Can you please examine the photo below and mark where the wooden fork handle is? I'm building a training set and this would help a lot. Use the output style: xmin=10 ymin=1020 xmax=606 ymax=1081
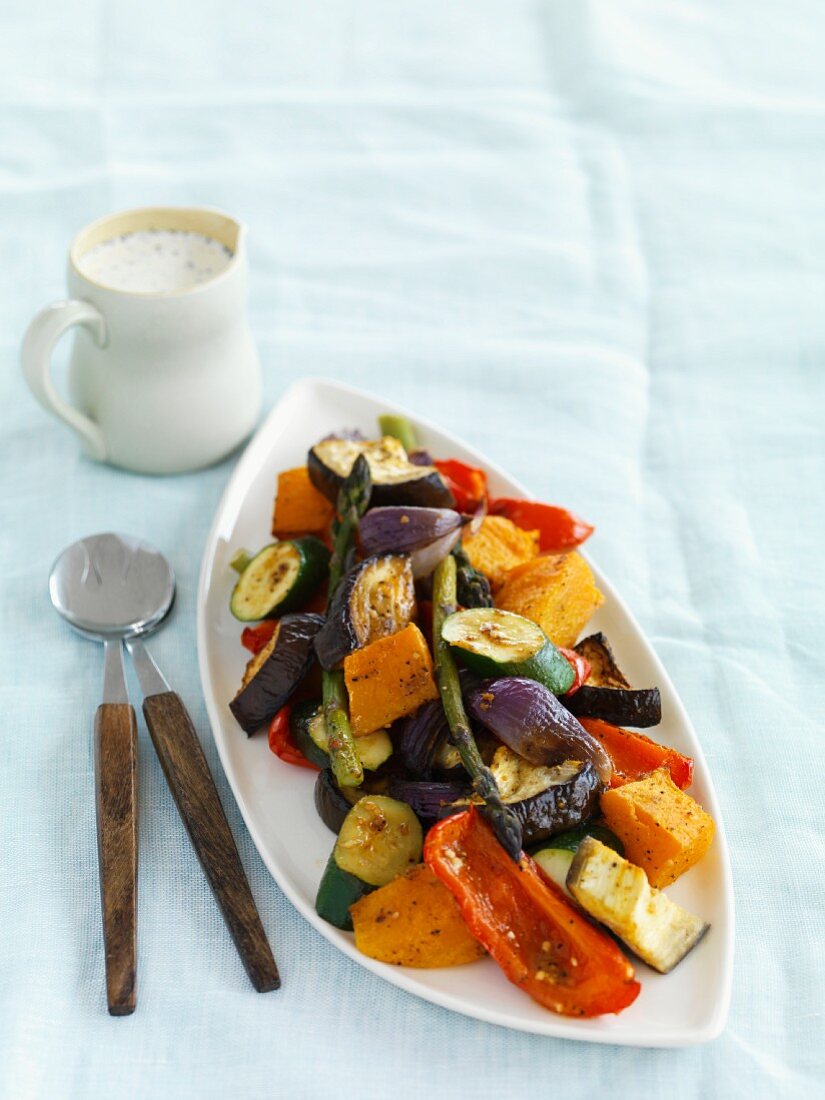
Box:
xmin=142 ymin=691 xmax=279 ymax=993
xmin=94 ymin=703 xmax=138 ymax=1016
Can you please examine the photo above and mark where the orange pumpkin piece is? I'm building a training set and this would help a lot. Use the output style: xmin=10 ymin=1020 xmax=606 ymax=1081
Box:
xmin=344 ymin=623 xmax=439 ymax=735
xmin=272 ymin=466 xmax=335 ymax=538
xmin=350 ymin=864 xmax=486 ymax=968
xmin=462 ymin=516 xmax=540 ymax=590
xmin=600 ymin=768 xmax=715 ymax=888
xmin=495 ymin=551 xmax=603 ymax=648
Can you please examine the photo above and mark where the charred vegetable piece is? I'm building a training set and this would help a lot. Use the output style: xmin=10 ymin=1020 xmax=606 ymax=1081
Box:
xmin=351 ymin=863 xmax=486 ymax=968
xmin=358 ymin=507 xmax=465 ymax=557
xmin=314 ymin=768 xmax=363 ymax=833
xmin=229 ymin=613 xmax=324 ymax=735
xmin=451 ymin=542 xmax=493 ymax=609
xmin=465 ymin=677 xmax=612 ymax=786
xmin=580 ymin=718 xmax=694 ymax=790
xmin=268 ymin=704 xmax=319 ymax=770
xmin=271 ymin=466 xmax=335 ymax=539
xmin=291 ymin=701 xmax=393 ymax=772
xmin=443 ymin=607 xmax=575 ymax=694
xmin=322 ymin=454 xmax=372 ymax=788
xmin=344 ymin=623 xmax=439 ymax=735
xmin=395 ymin=696 xmax=449 ymax=776
xmin=308 ymin=436 xmax=454 ymax=508
xmin=461 ymin=516 xmax=540 ymax=590
xmin=530 ymin=824 xmax=624 ymax=895
xmin=433 ymin=555 xmax=522 ymax=859
xmin=387 ymin=779 xmax=469 ymax=825
xmin=289 ymin=700 xmax=331 ymax=768
xmin=496 ymin=552 xmax=604 ymax=649
xmin=573 ymin=633 xmax=631 ymax=689
xmin=564 ymin=685 xmax=662 ymax=728
xmin=314 ymin=554 xmax=415 ymax=671
xmin=425 ymin=809 xmax=641 ymax=1018
xmin=488 ymin=746 xmax=603 ymax=846
xmin=230 ymin=537 xmax=329 ymax=622
xmin=315 ymin=796 xmax=423 ymax=929
xmin=432 ymin=459 xmax=488 ymax=513
xmin=567 ymin=837 xmax=710 ymax=973
xmin=600 ymin=769 xmax=715 ymax=888
xmin=489 ymin=499 xmax=594 ymax=554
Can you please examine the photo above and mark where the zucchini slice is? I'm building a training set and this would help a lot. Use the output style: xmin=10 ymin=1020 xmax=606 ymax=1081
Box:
xmin=308 ymin=436 xmax=454 ymax=508
xmin=230 ymin=537 xmax=329 ymax=622
xmin=229 ymin=613 xmax=323 ymax=734
xmin=314 ymin=554 xmax=415 ymax=670
xmin=566 ymin=836 xmax=710 ymax=973
xmin=443 ymin=607 xmax=575 ymax=694
xmin=291 ymin=702 xmax=393 ymax=772
xmin=315 ymin=796 xmax=423 ymax=929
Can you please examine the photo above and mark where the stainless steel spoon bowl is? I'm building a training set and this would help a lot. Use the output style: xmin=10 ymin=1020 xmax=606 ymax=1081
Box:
xmin=50 ymin=533 xmax=279 ymax=1015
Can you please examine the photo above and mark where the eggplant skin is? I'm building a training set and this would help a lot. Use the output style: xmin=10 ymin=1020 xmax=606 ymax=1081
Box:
xmin=230 ymin=613 xmax=323 ymax=734
xmin=489 ymin=747 xmax=603 ymax=846
xmin=564 ymin=686 xmax=662 ymax=728
xmin=315 ymin=768 xmax=359 ymax=833
xmin=314 ymin=554 xmax=414 ymax=670
xmin=308 ymin=437 xmax=454 ymax=508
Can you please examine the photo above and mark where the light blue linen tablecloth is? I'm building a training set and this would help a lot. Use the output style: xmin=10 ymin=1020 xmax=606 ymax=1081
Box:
xmin=1 ymin=2 xmax=823 ymax=1097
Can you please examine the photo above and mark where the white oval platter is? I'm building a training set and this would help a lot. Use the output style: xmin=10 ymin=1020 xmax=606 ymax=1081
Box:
xmin=197 ymin=377 xmax=734 ymax=1046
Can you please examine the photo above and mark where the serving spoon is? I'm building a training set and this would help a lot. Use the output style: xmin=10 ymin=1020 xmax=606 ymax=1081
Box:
xmin=50 ymin=533 xmax=279 ymax=1014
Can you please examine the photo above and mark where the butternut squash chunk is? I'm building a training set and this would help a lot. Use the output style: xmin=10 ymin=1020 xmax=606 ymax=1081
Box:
xmin=350 ymin=864 xmax=485 ymax=967
xmin=272 ymin=466 xmax=335 ymax=538
xmin=600 ymin=768 xmax=714 ymax=888
xmin=462 ymin=516 xmax=539 ymax=590
xmin=344 ymin=623 xmax=439 ymax=735
xmin=495 ymin=552 xmax=603 ymax=648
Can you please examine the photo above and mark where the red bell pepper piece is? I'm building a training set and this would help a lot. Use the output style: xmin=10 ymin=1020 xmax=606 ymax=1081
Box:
xmin=240 ymin=620 xmax=277 ymax=655
xmin=580 ymin=718 xmax=694 ymax=790
xmin=267 ymin=705 xmax=319 ymax=771
xmin=433 ymin=459 xmax=488 ymax=513
xmin=489 ymin=498 xmax=594 ymax=553
xmin=425 ymin=809 xmax=640 ymax=1018
xmin=559 ymin=647 xmax=591 ymax=695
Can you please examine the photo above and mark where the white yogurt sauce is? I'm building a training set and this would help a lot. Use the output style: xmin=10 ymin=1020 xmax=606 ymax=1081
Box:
xmin=77 ymin=229 xmax=233 ymax=293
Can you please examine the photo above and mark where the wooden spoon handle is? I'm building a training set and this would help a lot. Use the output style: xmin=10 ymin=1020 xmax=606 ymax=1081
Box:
xmin=142 ymin=691 xmax=279 ymax=992
xmin=94 ymin=702 xmax=138 ymax=1016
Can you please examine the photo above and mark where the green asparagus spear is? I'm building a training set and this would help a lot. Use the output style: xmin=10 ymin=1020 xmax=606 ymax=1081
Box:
xmin=433 ymin=554 xmax=522 ymax=860
xmin=377 ymin=413 xmax=418 ymax=454
xmin=452 ymin=542 xmax=493 ymax=608
xmin=323 ymin=453 xmax=372 ymax=787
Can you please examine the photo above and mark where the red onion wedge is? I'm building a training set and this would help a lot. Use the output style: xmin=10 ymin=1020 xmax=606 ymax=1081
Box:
xmin=465 ymin=677 xmax=612 ymax=785
xmin=358 ymin=506 xmax=465 ymax=556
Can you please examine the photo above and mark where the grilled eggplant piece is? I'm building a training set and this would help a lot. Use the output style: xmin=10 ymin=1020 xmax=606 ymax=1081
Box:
xmin=564 ymin=686 xmax=662 ymax=728
xmin=229 ymin=612 xmax=323 ymax=734
xmin=574 ymin=633 xmax=631 ymax=689
xmin=567 ymin=836 xmax=710 ymax=973
xmin=488 ymin=745 xmax=603 ymax=845
xmin=314 ymin=768 xmax=364 ymax=833
xmin=308 ymin=436 xmax=455 ymax=508
xmin=571 ymin=633 xmax=661 ymax=726
xmin=314 ymin=554 xmax=415 ymax=670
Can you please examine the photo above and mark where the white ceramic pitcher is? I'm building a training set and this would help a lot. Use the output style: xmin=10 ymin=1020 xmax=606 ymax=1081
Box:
xmin=21 ymin=206 xmax=262 ymax=475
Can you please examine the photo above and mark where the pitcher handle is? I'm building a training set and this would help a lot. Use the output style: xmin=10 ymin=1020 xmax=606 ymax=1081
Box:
xmin=21 ymin=299 xmax=108 ymax=460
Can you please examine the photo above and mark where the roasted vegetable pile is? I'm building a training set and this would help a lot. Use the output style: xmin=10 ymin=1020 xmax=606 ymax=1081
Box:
xmin=226 ymin=415 xmax=715 ymax=1017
